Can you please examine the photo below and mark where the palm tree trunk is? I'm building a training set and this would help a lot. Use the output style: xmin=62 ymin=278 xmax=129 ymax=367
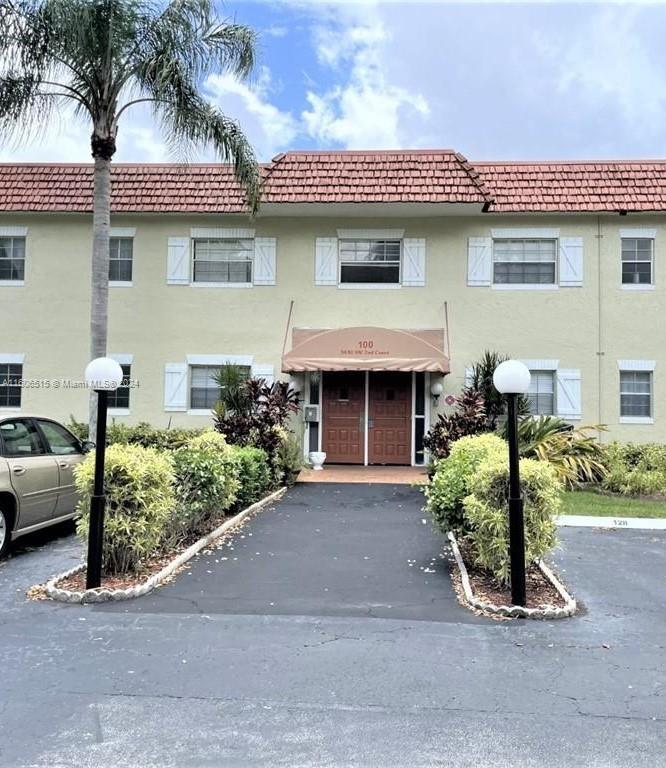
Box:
xmin=88 ymin=154 xmax=111 ymax=442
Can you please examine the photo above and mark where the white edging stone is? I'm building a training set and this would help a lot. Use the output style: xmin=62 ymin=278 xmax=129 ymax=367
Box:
xmin=556 ymin=514 xmax=666 ymax=531
xmin=43 ymin=488 xmax=286 ymax=605
xmin=447 ymin=531 xmax=577 ymax=620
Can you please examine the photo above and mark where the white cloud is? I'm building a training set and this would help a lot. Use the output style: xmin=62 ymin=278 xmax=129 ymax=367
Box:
xmin=552 ymin=8 xmax=666 ymax=136
xmin=301 ymin=12 xmax=429 ymax=148
xmin=205 ymin=66 xmax=298 ymax=159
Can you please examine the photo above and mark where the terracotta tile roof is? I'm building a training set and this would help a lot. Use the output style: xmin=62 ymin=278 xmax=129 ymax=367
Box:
xmin=475 ymin=160 xmax=666 ymax=212
xmin=0 ymin=163 xmax=257 ymax=213
xmin=262 ymin=150 xmax=492 ymax=204
xmin=1 ymin=153 xmax=666 ymax=213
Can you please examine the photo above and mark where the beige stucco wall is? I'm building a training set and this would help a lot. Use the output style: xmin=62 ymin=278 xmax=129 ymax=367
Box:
xmin=0 ymin=210 xmax=663 ymax=443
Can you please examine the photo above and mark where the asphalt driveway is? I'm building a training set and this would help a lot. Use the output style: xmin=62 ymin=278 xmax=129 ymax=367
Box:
xmin=99 ymin=482 xmax=481 ymax=623
xmin=2 ymin=484 xmax=666 ymax=767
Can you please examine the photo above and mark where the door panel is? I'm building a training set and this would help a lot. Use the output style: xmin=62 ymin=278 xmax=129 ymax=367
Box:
xmin=322 ymin=372 xmax=365 ymax=464
xmin=36 ymin=419 xmax=85 ymax=516
xmin=0 ymin=419 xmax=59 ymax=530
xmin=368 ymin=373 xmax=412 ymax=466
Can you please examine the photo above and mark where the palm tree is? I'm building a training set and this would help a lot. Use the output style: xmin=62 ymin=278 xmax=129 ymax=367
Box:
xmin=0 ymin=0 xmax=261 ymax=437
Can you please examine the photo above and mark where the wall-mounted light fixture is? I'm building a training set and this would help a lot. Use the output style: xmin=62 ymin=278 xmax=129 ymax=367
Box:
xmin=430 ymin=380 xmax=444 ymax=404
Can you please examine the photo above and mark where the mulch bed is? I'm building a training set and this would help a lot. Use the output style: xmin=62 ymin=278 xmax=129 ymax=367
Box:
xmin=32 ymin=503 xmax=261 ymax=599
xmin=455 ymin=539 xmax=567 ymax=612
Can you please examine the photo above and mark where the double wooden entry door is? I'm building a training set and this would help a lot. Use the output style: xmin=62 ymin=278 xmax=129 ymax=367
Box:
xmin=322 ymin=372 xmax=412 ymax=465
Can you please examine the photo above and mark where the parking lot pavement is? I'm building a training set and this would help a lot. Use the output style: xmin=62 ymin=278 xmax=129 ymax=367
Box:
xmin=1 ymin=487 xmax=665 ymax=767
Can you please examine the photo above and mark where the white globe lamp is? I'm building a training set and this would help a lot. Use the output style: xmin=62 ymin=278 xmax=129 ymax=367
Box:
xmin=83 ymin=356 xmax=124 ymax=592
xmin=492 ymin=359 xmax=531 ymax=395
xmin=493 ymin=358 xmax=531 ymax=608
xmin=84 ymin=357 xmax=124 ymax=391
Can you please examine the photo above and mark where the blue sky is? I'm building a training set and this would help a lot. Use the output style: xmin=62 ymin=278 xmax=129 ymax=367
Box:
xmin=3 ymin=1 xmax=666 ymax=163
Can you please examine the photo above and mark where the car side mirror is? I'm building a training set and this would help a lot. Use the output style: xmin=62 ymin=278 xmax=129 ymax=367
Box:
xmin=80 ymin=440 xmax=96 ymax=454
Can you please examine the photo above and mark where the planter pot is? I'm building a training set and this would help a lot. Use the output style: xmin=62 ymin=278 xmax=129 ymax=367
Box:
xmin=309 ymin=451 xmax=327 ymax=470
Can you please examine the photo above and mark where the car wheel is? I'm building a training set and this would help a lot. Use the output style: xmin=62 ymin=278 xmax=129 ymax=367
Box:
xmin=0 ymin=506 xmax=11 ymax=559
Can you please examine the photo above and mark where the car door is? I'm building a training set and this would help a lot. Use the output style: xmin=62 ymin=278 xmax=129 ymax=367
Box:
xmin=35 ymin=419 xmax=85 ymax=517
xmin=0 ymin=419 xmax=59 ymax=531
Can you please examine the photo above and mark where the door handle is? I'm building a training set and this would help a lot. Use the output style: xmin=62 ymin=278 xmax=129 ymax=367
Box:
xmin=12 ymin=465 xmax=26 ymax=475
xmin=58 ymin=461 xmax=70 ymax=469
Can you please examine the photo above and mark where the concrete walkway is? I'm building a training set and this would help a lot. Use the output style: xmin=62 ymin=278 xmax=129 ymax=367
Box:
xmin=297 ymin=464 xmax=428 ymax=484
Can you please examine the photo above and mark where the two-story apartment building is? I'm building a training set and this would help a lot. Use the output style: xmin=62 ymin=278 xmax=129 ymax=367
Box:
xmin=1 ymin=149 xmax=665 ymax=465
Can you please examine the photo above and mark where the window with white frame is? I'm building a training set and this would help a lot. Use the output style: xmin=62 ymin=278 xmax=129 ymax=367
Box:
xmin=0 ymin=236 xmax=25 ymax=282
xmin=493 ymin=239 xmax=557 ymax=285
xmin=620 ymin=371 xmax=652 ymax=418
xmin=527 ymin=370 xmax=555 ymax=415
xmin=0 ymin=363 xmax=22 ymax=407
xmin=189 ymin=364 xmax=251 ymax=409
xmin=621 ymin=237 xmax=653 ymax=285
xmin=339 ymin=239 xmax=401 ymax=284
xmin=107 ymin=364 xmax=131 ymax=409
xmin=192 ymin=238 xmax=253 ymax=284
xmin=109 ymin=238 xmax=133 ymax=282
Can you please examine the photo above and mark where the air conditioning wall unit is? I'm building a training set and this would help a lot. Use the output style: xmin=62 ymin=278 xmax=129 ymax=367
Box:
xmin=304 ymin=404 xmax=320 ymax=423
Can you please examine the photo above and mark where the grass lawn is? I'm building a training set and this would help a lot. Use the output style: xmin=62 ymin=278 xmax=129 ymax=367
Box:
xmin=561 ymin=490 xmax=666 ymax=519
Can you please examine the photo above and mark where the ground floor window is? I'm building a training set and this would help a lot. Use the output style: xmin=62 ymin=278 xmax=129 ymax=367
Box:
xmin=620 ymin=371 xmax=652 ymax=418
xmin=190 ymin=364 xmax=251 ymax=410
xmin=527 ymin=370 xmax=555 ymax=415
xmin=0 ymin=363 xmax=22 ymax=408
xmin=107 ymin=364 xmax=131 ymax=409
xmin=413 ymin=372 xmax=426 ymax=465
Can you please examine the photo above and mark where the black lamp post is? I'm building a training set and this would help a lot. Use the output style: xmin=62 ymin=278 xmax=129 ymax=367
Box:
xmin=493 ymin=360 xmax=531 ymax=607
xmin=84 ymin=357 xmax=123 ymax=590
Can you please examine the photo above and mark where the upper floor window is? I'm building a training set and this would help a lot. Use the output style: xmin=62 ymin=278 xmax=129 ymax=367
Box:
xmin=109 ymin=237 xmax=133 ymax=283
xmin=493 ymin=239 xmax=557 ymax=285
xmin=339 ymin=239 xmax=401 ymax=284
xmin=193 ymin=238 xmax=253 ymax=284
xmin=107 ymin=364 xmax=131 ymax=410
xmin=0 ymin=237 xmax=25 ymax=282
xmin=620 ymin=371 xmax=652 ymax=418
xmin=527 ymin=370 xmax=555 ymax=415
xmin=0 ymin=363 xmax=21 ymax=408
xmin=621 ymin=237 xmax=653 ymax=285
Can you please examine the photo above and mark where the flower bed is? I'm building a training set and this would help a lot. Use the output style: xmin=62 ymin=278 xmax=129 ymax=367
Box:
xmin=38 ymin=488 xmax=285 ymax=604
xmin=448 ymin=532 xmax=576 ymax=620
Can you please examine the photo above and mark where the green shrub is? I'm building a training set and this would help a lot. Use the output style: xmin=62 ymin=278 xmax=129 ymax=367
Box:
xmin=516 ymin=416 xmax=608 ymax=488
xmin=67 ymin=418 xmax=202 ymax=451
xmin=424 ymin=433 xmax=507 ymax=534
xmin=74 ymin=444 xmax=175 ymax=575
xmin=602 ymin=442 xmax=666 ymax=495
xmin=168 ymin=446 xmax=240 ymax=545
xmin=275 ymin=430 xmax=303 ymax=486
xmin=186 ymin=429 xmax=230 ymax=454
xmin=463 ymin=457 xmax=561 ymax=586
xmin=229 ymin=445 xmax=272 ymax=510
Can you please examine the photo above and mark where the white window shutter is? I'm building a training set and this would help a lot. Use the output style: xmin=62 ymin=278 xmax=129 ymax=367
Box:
xmin=167 ymin=237 xmax=190 ymax=284
xmin=252 ymin=364 xmax=275 ymax=385
xmin=253 ymin=237 xmax=277 ymax=285
xmin=164 ymin=363 xmax=188 ymax=411
xmin=556 ymin=369 xmax=582 ymax=420
xmin=402 ymin=238 xmax=426 ymax=287
xmin=467 ymin=237 xmax=492 ymax=286
xmin=559 ymin=237 xmax=583 ymax=287
xmin=315 ymin=237 xmax=338 ymax=285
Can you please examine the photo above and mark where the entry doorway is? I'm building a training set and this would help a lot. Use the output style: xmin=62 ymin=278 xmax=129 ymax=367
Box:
xmin=321 ymin=371 xmax=418 ymax=466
